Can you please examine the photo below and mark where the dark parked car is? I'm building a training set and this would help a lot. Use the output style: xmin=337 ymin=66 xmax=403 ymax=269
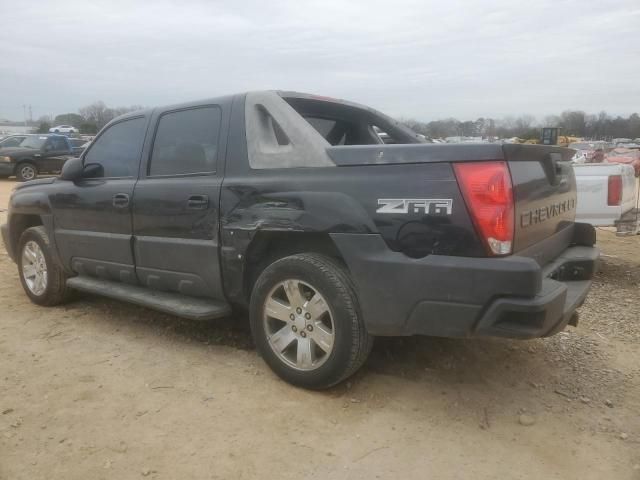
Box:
xmin=0 ymin=134 xmax=73 ymax=181
xmin=1 ymin=91 xmax=598 ymax=389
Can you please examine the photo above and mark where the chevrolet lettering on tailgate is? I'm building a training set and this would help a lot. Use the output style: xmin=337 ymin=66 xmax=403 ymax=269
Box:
xmin=521 ymin=198 xmax=576 ymax=227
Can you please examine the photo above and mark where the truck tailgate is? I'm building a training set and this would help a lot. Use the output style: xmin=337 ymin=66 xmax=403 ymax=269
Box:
xmin=573 ymin=163 xmax=636 ymax=226
xmin=502 ymin=144 xmax=577 ymax=256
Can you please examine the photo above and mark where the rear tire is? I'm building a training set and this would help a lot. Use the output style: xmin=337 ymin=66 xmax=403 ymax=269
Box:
xmin=16 ymin=162 xmax=37 ymax=182
xmin=250 ymin=253 xmax=373 ymax=389
xmin=17 ymin=226 xmax=71 ymax=306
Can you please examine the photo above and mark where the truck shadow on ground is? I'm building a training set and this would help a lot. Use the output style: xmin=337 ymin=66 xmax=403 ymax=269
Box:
xmin=1 ymin=250 xmax=629 ymax=408
xmin=60 ymin=290 xmax=624 ymax=408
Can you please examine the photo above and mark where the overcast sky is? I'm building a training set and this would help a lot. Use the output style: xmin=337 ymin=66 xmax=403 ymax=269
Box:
xmin=1 ymin=0 xmax=639 ymax=122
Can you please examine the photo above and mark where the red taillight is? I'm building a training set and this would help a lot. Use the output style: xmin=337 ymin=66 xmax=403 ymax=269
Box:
xmin=454 ymin=161 xmax=514 ymax=256
xmin=607 ymin=175 xmax=622 ymax=206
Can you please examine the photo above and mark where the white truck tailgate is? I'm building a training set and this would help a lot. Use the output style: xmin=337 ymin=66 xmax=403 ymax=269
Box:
xmin=573 ymin=163 xmax=636 ymax=226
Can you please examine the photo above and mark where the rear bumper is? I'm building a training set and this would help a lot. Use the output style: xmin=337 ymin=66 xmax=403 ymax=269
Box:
xmin=464 ymin=246 xmax=596 ymax=338
xmin=330 ymin=226 xmax=598 ymax=339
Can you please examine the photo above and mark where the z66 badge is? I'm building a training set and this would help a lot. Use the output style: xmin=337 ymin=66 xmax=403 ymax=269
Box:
xmin=376 ymin=198 xmax=453 ymax=215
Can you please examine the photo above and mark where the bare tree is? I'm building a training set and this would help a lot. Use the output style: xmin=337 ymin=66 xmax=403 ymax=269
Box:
xmin=78 ymin=101 xmax=144 ymax=130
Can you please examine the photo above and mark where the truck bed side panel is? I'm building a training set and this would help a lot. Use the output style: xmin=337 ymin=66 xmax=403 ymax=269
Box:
xmin=219 ymin=165 xmax=483 ymax=303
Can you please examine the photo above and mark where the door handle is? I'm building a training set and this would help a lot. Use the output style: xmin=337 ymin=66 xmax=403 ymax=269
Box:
xmin=112 ymin=193 xmax=130 ymax=208
xmin=187 ymin=195 xmax=209 ymax=209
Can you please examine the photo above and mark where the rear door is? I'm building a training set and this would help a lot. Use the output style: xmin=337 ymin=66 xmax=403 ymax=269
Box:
xmin=132 ymin=103 xmax=228 ymax=299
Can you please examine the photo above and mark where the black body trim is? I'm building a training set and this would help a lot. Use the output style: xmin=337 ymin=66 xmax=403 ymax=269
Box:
xmin=330 ymin=230 xmax=598 ymax=338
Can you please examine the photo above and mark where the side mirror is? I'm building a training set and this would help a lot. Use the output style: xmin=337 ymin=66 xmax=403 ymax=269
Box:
xmin=60 ymin=157 xmax=84 ymax=181
xmin=60 ymin=159 xmax=104 ymax=181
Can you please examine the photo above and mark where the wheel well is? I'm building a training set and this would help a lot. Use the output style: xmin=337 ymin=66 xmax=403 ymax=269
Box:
xmin=243 ymin=231 xmax=345 ymax=301
xmin=10 ymin=214 xmax=43 ymax=253
xmin=15 ymin=159 xmax=35 ymax=172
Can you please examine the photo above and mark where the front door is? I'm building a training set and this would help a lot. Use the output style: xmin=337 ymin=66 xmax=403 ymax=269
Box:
xmin=132 ymin=104 xmax=226 ymax=299
xmin=50 ymin=115 xmax=148 ymax=283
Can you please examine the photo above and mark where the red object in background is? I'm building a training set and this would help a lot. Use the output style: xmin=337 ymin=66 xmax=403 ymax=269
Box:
xmin=605 ymin=148 xmax=640 ymax=176
xmin=569 ymin=142 xmax=607 ymax=163
xmin=593 ymin=149 xmax=605 ymax=163
xmin=607 ymin=175 xmax=622 ymax=206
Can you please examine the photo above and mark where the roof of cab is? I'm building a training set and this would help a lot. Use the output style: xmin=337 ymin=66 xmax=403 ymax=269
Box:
xmin=107 ymin=90 xmax=385 ymax=131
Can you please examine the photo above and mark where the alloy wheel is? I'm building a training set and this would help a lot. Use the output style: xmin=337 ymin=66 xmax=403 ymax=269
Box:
xmin=20 ymin=165 xmax=36 ymax=180
xmin=263 ymin=279 xmax=335 ymax=371
xmin=22 ymin=240 xmax=48 ymax=296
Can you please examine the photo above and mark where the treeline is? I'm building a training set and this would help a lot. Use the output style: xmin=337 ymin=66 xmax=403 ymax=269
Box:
xmin=36 ymin=101 xmax=144 ymax=134
xmin=36 ymin=103 xmax=640 ymax=141
xmin=402 ymin=110 xmax=640 ymax=140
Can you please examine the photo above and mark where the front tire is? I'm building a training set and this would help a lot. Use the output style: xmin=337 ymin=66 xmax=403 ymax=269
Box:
xmin=250 ymin=253 xmax=373 ymax=389
xmin=17 ymin=226 xmax=71 ymax=306
xmin=16 ymin=162 xmax=37 ymax=182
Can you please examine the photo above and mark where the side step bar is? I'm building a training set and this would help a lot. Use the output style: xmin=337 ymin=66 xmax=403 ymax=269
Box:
xmin=67 ymin=276 xmax=232 ymax=321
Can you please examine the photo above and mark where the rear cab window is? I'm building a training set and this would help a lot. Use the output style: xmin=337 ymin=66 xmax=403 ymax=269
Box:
xmin=282 ymin=94 xmax=422 ymax=146
xmin=244 ymin=91 xmax=424 ymax=169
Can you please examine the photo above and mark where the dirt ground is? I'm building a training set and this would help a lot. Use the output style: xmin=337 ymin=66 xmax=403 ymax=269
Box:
xmin=0 ymin=177 xmax=638 ymax=480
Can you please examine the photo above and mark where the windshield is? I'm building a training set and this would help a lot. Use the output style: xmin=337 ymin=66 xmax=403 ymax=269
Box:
xmin=20 ymin=136 xmax=48 ymax=149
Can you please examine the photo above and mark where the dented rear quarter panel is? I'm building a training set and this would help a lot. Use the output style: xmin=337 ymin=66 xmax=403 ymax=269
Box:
xmin=219 ymin=161 xmax=483 ymax=303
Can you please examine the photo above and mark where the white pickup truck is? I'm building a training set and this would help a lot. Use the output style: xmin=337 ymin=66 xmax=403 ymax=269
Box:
xmin=573 ymin=163 xmax=639 ymax=234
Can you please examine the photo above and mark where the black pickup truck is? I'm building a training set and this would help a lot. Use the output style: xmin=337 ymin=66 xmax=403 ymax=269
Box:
xmin=0 ymin=134 xmax=74 ymax=181
xmin=1 ymin=91 xmax=598 ymax=389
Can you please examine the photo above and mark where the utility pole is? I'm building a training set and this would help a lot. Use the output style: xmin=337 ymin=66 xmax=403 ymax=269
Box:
xmin=23 ymin=104 xmax=27 ymax=128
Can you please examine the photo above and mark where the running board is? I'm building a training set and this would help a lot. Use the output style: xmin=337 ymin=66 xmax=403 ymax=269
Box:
xmin=67 ymin=276 xmax=232 ymax=321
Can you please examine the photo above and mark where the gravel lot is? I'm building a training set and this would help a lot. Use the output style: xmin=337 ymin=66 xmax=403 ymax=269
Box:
xmin=0 ymin=177 xmax=638 ymax=479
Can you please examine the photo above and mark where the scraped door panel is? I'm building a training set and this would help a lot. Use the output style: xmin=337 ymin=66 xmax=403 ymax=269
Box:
xmin=132 ymin=176 xmax=224 ymax=298
xmin=52 ymin=178 xmax=137 ymax=282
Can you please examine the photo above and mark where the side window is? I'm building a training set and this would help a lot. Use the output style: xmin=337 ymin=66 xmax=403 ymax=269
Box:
xmin=6 ymin=137 xmax=23 ymax=147
xmin=84 ymin=117 xmax=146 ymax=178
xmin=49 ymin=137 xmax=67 ymax=150
xmin=149 ymin=106 xmax=221 ymax=176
